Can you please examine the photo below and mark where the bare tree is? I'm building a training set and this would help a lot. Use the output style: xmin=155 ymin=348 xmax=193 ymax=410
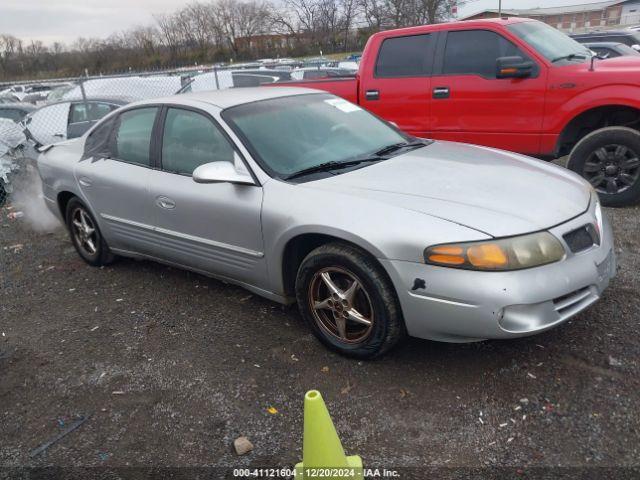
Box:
xmin=155 ymin=13 xmax=183 ymax=60
xmin=0 ymin=0 xmax=454 ymax=80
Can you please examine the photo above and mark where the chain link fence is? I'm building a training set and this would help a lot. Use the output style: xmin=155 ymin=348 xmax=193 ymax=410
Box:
xmin=0 ymin=60 xmax=357 ymax=206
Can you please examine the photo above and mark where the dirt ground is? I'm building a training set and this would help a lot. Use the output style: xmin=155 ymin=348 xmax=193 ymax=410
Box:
xmin=1 ymin=198 xmax=639 ymax=479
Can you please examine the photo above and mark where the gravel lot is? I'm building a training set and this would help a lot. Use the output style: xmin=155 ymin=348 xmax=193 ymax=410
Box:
xmin=1 ymin=190 xmax=639 ymax=478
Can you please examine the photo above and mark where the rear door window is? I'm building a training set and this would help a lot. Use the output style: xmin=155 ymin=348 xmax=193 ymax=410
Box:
xmin=375 ymin=34 xmax=434 ymax=77
xmin=112 ymin=107 xmax=158 ymax=167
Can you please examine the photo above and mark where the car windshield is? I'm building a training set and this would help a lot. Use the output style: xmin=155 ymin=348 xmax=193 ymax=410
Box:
xmin=508 ymin=21 xmax=592 ymax=63
xmin=223 ymin=93 xmax=412 ymax=178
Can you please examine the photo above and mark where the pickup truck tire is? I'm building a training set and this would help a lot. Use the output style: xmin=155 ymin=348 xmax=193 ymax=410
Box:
xmin=295 ymin=242 xmax=406 ymax=359
xmin=567 ymin=126 xmax=640 ymax=207
xmin=65 ymin=197 xmax=116 ymax=267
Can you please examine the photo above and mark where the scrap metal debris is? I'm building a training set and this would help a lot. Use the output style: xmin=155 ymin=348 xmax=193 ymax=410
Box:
xmin=29 ymin=415 xmax=90 ymax=458
xmin=0 ymin=118 xmax=28 ymax=205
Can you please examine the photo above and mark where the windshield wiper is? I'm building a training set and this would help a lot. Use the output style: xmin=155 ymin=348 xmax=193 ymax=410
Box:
xmin=284 ymin=158 xmax=381 ymax=180
xmin=284 ymin=140 xmax=429 ymax=181
xmin=551 ymin=53 xmax=588 ymax=63
xmin=374 ymin=140 xmax=427 ymax=157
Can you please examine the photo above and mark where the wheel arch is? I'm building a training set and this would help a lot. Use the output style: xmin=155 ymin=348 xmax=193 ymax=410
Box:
xmin=57 ymin=190 xmax=79 ymax=220
xmin=555 ymin=103 xmax=640 ymax=157
xmin=277 ymin=229 xmax=388 ymax=299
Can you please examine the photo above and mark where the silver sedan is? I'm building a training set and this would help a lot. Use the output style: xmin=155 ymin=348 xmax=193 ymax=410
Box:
xmin=38 ymin=87 xmax=616 ymax=358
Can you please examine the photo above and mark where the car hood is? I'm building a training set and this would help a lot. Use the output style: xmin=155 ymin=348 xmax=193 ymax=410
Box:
xmin=305 ymin=141 xmax=591 ymax=237
xmin=592 ymin=55 xmax=640 ymax=69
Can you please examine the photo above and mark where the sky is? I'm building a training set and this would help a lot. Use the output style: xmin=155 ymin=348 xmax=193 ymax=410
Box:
xmin=0 ymin=0 xmax=621 ymax=45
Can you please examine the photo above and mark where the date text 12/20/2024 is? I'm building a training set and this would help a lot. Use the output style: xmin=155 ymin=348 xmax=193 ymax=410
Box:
xmin=232 ymin=468 xmax=400 ymax=478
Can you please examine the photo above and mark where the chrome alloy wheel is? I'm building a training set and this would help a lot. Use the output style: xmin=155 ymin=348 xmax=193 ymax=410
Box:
xmin=308 ymin=267 xmax=374 ymax=343
xmin=584 ymin=144 xmax=640 ymax=194
xmin=71 ymin=206 xmax=98 ymax=256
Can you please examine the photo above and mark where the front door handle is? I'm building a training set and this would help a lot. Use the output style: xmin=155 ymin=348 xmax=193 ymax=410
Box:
xmin=433 ymin=87 xmax=450 ymax=99
xmin=156 ymin=196 xmax=176 ymax=210
xmin=365 ymin=89 xmax=380 ymax=100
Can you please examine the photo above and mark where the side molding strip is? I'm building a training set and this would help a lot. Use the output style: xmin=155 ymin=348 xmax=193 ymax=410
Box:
xmin=100 ymin=213 xmax=264 ymax=258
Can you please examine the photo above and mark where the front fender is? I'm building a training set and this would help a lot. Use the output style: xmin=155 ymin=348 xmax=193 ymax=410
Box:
xmin=546 ymin=84 xmax=640 ymax=133
xmin=266 ymin=224 xmax=389 ymax=298
xmin=261 ymin=181 xmax=488 ymax=297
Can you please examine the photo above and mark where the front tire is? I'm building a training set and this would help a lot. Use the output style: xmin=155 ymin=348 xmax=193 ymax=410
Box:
xmin=295 ymin=242 xmax=406 ymax=359
xmin=65 ymin=197 xmax=115 ymax=266
xmin=567 ymin=126 xmax=640 ymax=207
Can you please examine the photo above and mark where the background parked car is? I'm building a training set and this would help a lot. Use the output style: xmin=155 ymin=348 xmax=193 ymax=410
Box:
xmin=277 ymin=18 xmax=640 ymax=207
xmin=21 ymin=91 xmax=50 ymax=105
xmin=571 ymin=30 xmax=640 ymax=51
xmin=583 ymin=41 xmax=640 ymax=59
xmin=180 ymin=69 xmax=290 ymax=93
xmin=0 ymin=103 xmax=35 ymax=123
xmin=24 ymin=97 xmax=131 ymax=146
xmin=0 ymin=93 xmax=20 ymax=104
xmin=46 ymin=84 xmax=75 ymax=103
xmin=62 ymin=76 xmax=182 ymax=101
xmin=290 ymin=67 xmax=357 ymax=80
xmin=4 ymin=84 xmax=29 ymax=100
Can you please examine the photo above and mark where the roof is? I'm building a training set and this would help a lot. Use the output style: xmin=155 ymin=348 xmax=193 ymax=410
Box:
xmin=139 ymin=86 xmax=321 ymax=109
xmin=459 ymin=0 xmax=629 ymax=20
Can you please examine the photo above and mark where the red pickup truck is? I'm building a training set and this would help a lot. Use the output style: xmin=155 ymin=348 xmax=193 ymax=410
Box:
xmin=277 ymin=17 xmax=640 ymax=206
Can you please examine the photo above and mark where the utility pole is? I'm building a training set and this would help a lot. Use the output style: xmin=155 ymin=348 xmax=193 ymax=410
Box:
xmin=498 ymin=0 xmax=502 ymax=17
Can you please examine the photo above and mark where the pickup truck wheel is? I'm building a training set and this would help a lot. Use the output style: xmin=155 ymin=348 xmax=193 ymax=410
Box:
xmin=295 ymin=242 xmax=406 ymax=359
xmin=567 ymin=126 xmax=640 ymax=207
xmin=65 ymin=197 xmax=116 ymax=266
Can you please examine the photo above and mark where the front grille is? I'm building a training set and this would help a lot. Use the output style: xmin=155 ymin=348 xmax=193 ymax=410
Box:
xmin=563 ymin=224 xmax=599 ymax=253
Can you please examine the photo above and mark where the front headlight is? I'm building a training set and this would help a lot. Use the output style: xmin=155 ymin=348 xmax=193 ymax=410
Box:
xmin=424 ymin=231 xmax=565 ymax=271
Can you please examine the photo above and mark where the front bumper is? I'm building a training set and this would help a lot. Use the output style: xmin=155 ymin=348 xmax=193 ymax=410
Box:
xmin=381 ymin=202 xmax=616 ymax=343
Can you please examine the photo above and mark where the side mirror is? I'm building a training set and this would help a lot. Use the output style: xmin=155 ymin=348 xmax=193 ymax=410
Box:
xmin=496 ymin=56 xmax=534 ymax=79
xmin=193 ymin=161 xmax=255 ymax=185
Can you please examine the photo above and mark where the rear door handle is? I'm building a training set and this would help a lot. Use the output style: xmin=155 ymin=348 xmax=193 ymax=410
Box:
xmin=433 ymin=87 xmax=450 ymax=99
xmin=156 ymin=196 xmax=176 ymax=210
xmin=365 ymin=89 xmax=380 ymax=100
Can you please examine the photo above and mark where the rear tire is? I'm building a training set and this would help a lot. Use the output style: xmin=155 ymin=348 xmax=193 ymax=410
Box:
xmin=295 ymin=242 xmax=406 ymax=359
xmin=567 ymin=126 xmax=640 ymax=207
xmin=65 ymin=197 xmax=115 ymax=266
